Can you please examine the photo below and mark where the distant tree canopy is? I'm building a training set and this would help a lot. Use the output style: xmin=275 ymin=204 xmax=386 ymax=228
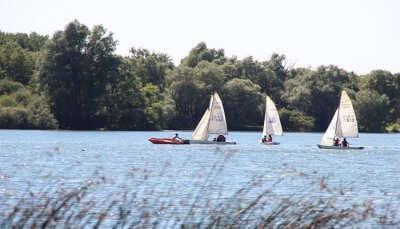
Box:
xmin=1 ymin=21 xmax=400 ymax=132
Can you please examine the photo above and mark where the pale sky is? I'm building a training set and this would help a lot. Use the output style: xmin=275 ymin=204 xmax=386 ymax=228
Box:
xmin=1 ymin=0 xmax=399 ymax=74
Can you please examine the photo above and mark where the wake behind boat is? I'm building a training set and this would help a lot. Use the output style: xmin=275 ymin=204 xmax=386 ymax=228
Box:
xmin=189 ymin=92 xmax=236 ymax=145
xmin=318 ymin=90 xmax=364 ymax=150
xmin=260 ymin=96 xmax=282 ymax=145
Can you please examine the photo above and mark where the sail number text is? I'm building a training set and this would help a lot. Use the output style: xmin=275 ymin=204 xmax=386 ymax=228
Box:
xmin=211 ymin=115 xmax=224 ymax=122
xmin=343 ymin=114 xmax=355 ymax=123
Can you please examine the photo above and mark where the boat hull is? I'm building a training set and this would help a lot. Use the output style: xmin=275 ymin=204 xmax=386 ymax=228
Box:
xmin=148 ymin=138 xmax=186 ymax=144
xmin=189 ymin=140 xmax=236 ymax=145
xmin=261 ymin=142 xmax=280 ymax=145
xmin=317 ymin=144 xmax=364 ymax=150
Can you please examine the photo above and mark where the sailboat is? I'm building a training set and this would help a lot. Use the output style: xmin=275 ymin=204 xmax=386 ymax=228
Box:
xmin=261 ymin=96 xmax=283 ymax=145
xmin=189 ymin=92 xmax=236 ymax=144
xmin=317 ymin=90 xmax=364 ymax=150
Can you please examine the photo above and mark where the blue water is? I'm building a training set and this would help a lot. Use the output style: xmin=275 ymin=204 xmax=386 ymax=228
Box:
xmin=0 ymin=130 xmax=399 ymax=225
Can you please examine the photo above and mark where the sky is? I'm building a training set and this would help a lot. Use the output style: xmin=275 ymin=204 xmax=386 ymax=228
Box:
xmin=0 ymin=0 xmax=399 ymax=74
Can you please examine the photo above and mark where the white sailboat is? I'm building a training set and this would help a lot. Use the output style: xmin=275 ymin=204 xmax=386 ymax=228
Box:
xmin=318 ymin=90 xmax=364 ymax=150
xmin=261 ymin=96 xmax=283 ymax=145
xmin=189 ymin=92 xmax=236 ymax=144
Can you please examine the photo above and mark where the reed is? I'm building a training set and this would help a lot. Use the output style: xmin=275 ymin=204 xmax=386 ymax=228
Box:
xmin=1 ymin=160 xmax=399 ymax=228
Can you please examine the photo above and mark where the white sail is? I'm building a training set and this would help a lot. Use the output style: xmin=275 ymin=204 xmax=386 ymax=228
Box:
xmin=262 ymin=96 xmax=283 ymax=137
xmin=191 ymin=109 xmax=211 ymax=140
xmin=191 ymin=92 xmax=228 ymax=141
xmin=337 ymin=91 xmax=359 ymax=138
xmin=207 ymin=93 xmax=228 ymax=135
xmin=320 ymin=109 xmax=338 ymax=146
xmin=320 ymin=90 xmax=359 ymax=146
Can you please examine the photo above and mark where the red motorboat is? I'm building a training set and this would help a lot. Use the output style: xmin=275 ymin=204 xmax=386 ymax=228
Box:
xmin=148 ymin=137 xmax=186 ymax=144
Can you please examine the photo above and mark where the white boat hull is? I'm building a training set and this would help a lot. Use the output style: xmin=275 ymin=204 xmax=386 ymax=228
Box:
xmin=261 ymin=142 xmax=280 ymax=145
xmin=189 ymin=140 xmax=236 ymax=145
xmin=317 ymin=144 xmax=364 ymax=150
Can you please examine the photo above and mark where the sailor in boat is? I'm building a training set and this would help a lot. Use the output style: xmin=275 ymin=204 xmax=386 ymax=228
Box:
xmin=261 ymin=135 xmax=272 ymax=143
xmin=172 ymin=133 xmax=183 ymax=141
xmin=333 ymin=138 xmax=340 ymax=146
xmin=261 ymin=135 xmax=267 ymax=143
xmin=341 ymin=138 xmax=349 ymax=147
xmin=216 ymin=135 xmax=226 ymax=142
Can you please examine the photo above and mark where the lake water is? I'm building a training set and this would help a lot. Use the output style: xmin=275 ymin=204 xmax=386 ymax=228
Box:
xmin=0 ymin=130 xmax=399 ymax=226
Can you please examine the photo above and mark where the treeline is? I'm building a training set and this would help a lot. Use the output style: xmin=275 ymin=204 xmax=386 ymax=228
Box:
xmin=0 ymin=20 xmax=399 ymax=132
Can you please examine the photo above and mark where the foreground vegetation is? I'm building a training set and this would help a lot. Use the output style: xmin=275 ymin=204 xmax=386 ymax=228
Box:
xmin=1 ymin=166 xmax=399 ymax=228
xmin=1 ymin=20 xmax=400 ymax=131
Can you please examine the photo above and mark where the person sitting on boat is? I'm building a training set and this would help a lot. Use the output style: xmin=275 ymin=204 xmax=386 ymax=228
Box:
xmin=262 ymin=135 xmax=267 ymax=143
xmin=342 ymin=138 xmax=349 ymax=147
xmin=333 ymin=137 xmax=340 ymax=146
xmin=217 ymin=135 xmax=226 ymax=142
xmin=172 ymin=133 xmax=182 ymax=141
xmin=267 ymin=134 xmax=272 ymax=142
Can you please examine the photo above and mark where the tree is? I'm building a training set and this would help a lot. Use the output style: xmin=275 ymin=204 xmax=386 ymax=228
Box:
xmin=279 ymin=108 xmax=314 ymax=131
xmin=195 ymin=61 xmax=225 ymax=94
xmin=96 ymin=58 xmax=149 ymax=130
xmin=0 ymin=31 xmax=48 ymax=52
xmin=235 ymin=56 xmax=281 ymax=103
xmin=360 ymin=70 xmax=400 ymax=124
xmin=0 ymin=42 xmax=35 ymax=84
xmin=39 ymin=20 xmax=120 ymax=129
xmin=181 ymin=42 xmax=226 ymax=68
xmin=283 ymin=65 xmax=358 ymax=131
xmin=221 ymin=78 xmax=264 ymax=129
xmin=0 ymin=79 xmax=58 ymax=129
xmin=129 ymin=48 xmax=174 ymax=92
xmin=354 ymin=89 xmax=390 ymax=132
xmin=166 ymin=66 xmax=206 ymax=128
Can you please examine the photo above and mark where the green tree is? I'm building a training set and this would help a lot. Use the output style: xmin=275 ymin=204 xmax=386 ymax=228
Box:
xmin=360 ymin=70 xmax=400 ymax=124
xmin=0 ymin=31 xmax=48 ymax=52
xmin=96 ymin=59 xmax=149 ymax=130
xmin=166 ymin=66 xmax=206 ymax=128
xmin=181 ymin=42 xmax=225 ymax=68
xmin=235 ymin=56 xmax=281 ymax=103
xmin=354 ymin=89 xmax=390 ymax=132
xmin=0 ymin=79 xmax=58 ymax=129
xmin=39 ymin=20 xmax=120 ymax=129
xmin=279 ymin=108 xmax=314 ymax=131
xmin=129 ymin=48 xmax=174 ymax=92
xmin=221 ymin=78 xmax=264 ymax=129
xmin=0 ymin=42 xmax=35 ymax=84
xmin=283 ymin=65 xmax=358 ymax=131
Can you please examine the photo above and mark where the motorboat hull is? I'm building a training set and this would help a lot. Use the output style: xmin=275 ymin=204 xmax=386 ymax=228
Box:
xmin=148 ymin=138 xmax=186 ymax=144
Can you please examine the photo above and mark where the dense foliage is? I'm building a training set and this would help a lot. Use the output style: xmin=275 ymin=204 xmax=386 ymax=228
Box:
xmin=1 ymin=21 xmax=400 ymax=131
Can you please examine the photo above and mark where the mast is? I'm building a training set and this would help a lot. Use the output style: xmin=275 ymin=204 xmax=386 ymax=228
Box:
xmin=265 ymin=96 xmax=269 ymax=136
xmin=205 ymin=93 xmax=214 ymax=138
xmin=334 ymin=91 xmax=342 ymax=138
